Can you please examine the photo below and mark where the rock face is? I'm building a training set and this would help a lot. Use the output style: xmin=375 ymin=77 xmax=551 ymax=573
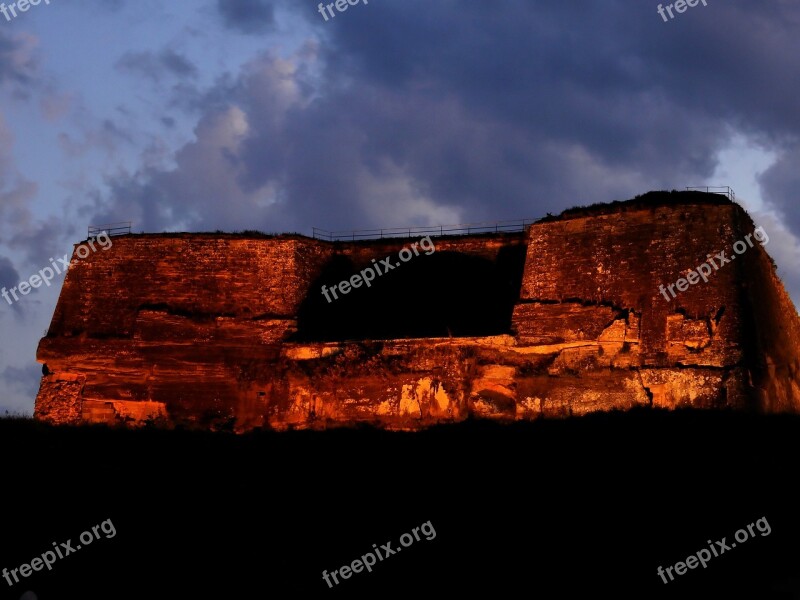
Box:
xmin=34 ymin=192 xmax=800 ymax=430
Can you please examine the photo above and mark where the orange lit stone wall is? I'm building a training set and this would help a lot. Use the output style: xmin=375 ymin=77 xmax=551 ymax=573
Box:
xmin=34 ymin=195 xmax=800 ymax=430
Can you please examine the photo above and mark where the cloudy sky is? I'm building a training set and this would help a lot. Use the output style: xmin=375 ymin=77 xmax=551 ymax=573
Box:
xmin=0 ymin=0 xmax=798 ymax=414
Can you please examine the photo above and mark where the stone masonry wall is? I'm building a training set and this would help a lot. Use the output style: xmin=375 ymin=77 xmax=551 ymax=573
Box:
xmin=34 ymin=194 xmax=800 ymax=430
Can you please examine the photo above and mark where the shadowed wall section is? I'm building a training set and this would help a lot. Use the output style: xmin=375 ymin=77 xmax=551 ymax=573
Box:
xmin=293 ymin=246 xmax=527 ymax=341
xmin=34 ymin=192 xmax=800 ymax=431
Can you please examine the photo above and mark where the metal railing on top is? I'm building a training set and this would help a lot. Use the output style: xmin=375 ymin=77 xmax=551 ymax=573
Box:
xmin=312 ymin=218 xmax=537 ymax=241
xmin=685 ymin=186 xmax=735 ymax=201
xmin=88 ymin=222 xmax=132 ymax=238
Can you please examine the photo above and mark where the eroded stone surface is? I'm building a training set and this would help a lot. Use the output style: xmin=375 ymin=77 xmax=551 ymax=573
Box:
xmin=34 ymin=195 xmax=800 ymax=430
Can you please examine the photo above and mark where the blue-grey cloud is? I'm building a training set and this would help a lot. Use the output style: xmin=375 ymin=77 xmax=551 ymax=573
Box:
xmin=0 ymin=256 xmax=19 ymax=290
xmin=0 ymin=29 xmax=37 ymax=86
xmin=2 ymin=364 xmax=40 ymax=400
xmin=87 ymin=0 xmax=800 ymax=249
xmin=759 ymin=146 xmax=800 ymax=234
xmin=116 ymin=49 xmax=198 ymax=83
xmin=217 ymin=0 xmax=276 ymax=34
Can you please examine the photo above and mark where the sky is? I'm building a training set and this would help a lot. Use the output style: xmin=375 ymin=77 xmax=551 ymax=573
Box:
xmin=0 ymin=0 xmax=798 ymax=414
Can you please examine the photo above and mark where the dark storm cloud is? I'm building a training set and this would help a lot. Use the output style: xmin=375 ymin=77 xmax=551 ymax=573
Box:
xmin=0 ymin=256 xmax=23 ymax=320
xmin=302 ymin=0 xmax=800 ymax=220
xmin=94 ymin=0 xmax=800 ymax=238
xmin=116 ymin=49 xmax=198 ymax=83
xmin=759 ymin=146 xmax=800 ymax=234
xmin=0 ymin=256 xmax=19 ymax=290
xmin=217 ymin=0 xmax=276 ymax=34
xmin=160 ymin=50 xmax=198 ymax=79
xmin=321 ymin=0 xmax=800 ymax=140
xmin=8 ymin=217 xmax=80 ymax=268
xmin=0 ymin=29 xmax=38 ymax=88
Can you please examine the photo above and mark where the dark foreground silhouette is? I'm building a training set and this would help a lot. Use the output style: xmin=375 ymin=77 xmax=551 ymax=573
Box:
xmin=1 ymin=408 xmax=798 ymax=599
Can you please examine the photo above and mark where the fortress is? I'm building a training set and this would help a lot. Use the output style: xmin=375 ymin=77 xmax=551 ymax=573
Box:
xmin=33 ymin=191 xmax=800 ymax=431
